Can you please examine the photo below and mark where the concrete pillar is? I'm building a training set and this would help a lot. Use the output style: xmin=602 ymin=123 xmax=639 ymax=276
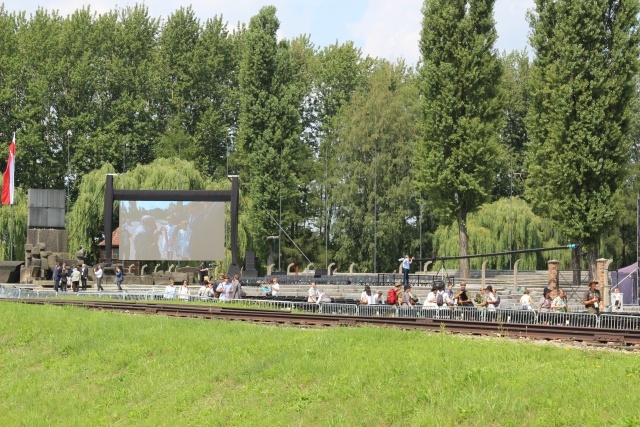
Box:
xmin=513 ymin=259 xmax=521 ymax=291
xmin=328 ymin=263 xmax=336 ymax=275
xmin=349 ymin=263 xmax=356 ymax=274
xmin=423 ymin=260 xmax=432 ymax=273
xmin=547 ymin=260 xmax=559 ymax=290
xmin=596 ymin=258 xmax=613 ymax=307
xmin=266 ymin=264 xmax=275 ymax=276
xmin=398 ymin=263 xmax=403 ymax=274
xmin=481 ymin=260 xmax=488 ymax=288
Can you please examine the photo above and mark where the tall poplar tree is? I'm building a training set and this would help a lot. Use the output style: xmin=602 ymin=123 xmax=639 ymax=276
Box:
xmin=526 ymin=0 xmax=640 ymax=277
xmin=236 ymin=6 xmax=305 ymax=261
xmin=417 ymin=0 xmax=503 ymax=278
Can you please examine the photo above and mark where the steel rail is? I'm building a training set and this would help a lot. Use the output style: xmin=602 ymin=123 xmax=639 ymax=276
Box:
xmin=4 ymin=299 xmax=640 ymax=346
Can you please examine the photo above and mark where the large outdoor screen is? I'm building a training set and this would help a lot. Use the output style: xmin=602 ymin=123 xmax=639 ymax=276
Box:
xmin=119 ymin=201 xmax=225 ymax=261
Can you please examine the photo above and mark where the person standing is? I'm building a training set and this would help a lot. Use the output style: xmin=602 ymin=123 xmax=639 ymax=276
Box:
xmin=231 ymin=274 xmax=243 ymax=300
xmin=94 ymin=264 xmax=104 ymax=291
xmin=199 ymin=262 xmax=208 ymax=285
xmin=70 ymin=265 xmax=81 ymax=292
xmin=552 ymin=289 xmax=568 ymax=312
xmin=114 ymin=266 xmax=124 ymax=291
xmin=53 ymin=262 xmax=61 ymax=292
xmin=80 ymin=263 xmax=89 ymax=291
xmin=59 ymin=267 xmax=68 ymax=292
xmin=398 ymin=255 xmax=414 ymax=286
xmin=583 ymin=281 xmax=601 ymax=315
xmin=519 ymin=289 xmax=533 ymax=310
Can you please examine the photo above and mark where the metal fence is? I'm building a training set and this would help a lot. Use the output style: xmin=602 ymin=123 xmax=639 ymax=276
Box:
xmin=4 ymin=285 xmax=640 ymax=332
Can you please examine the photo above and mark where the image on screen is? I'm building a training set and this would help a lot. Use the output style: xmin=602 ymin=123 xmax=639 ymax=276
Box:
xmin=119 ymin=201 xmax=225 ymax=261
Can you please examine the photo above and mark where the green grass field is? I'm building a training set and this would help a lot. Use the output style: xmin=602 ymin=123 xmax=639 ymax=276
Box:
xmin=1 ymin=302 xmax=640 ymax=426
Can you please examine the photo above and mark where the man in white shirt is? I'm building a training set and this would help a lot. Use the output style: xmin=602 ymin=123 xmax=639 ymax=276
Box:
xmin=94 ymin=264 xmax=104 ymax=291
xmin=398 ymin=255 xmax=414 ymax=286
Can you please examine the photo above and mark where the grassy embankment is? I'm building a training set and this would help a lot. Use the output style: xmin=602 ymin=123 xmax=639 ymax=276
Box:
xmin=1 ymin=302 xmax=639 ymax=426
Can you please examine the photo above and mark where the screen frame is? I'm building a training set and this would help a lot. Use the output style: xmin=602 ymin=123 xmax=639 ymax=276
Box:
xmin=103 ymin=174 xmax=239 ymax=270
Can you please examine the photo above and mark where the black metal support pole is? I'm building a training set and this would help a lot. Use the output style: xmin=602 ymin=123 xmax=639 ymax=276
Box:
xmin=230 ymin=175 xmax=239 ymax=267
xmin=104 ymin=174 xmax=114 ymax=265
xmin=417 ymin=245 xmax=577 ymax=262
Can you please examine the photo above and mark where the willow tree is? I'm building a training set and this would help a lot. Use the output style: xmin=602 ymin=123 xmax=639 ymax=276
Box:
xmin=0 ymin=188 xmax=27 ymax=261
xmin=434 ymin=198 xmax=571 ymax=270
xmin=67 ymin=158 xmax=244 ymax=270
xmin=526 ymin=0 xmax=640 ymax=278
xmin=417 ymin=0 xmax=503 ymax=278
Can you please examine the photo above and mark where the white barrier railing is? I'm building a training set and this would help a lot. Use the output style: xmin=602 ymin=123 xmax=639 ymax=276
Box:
xmin=599 ymin=314 xmax=640 ymax=330
xmin=3 ymin=286 xmax=640 ymax=332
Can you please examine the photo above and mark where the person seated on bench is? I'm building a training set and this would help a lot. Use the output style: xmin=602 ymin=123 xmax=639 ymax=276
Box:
xmin=360 ymin=285 xmax=375 ymax=305
xmin=308 ymin=282 xmax=320 ymax=303
xmin=454 ymin=282 xmax=474 ymax=307
xmin=164 ymin=280 xmax=176 ymax=299
xmin=373 ymin=290 xmax=385 ymax=304
xmin=423 ymin=286 xmax=438 ymax=308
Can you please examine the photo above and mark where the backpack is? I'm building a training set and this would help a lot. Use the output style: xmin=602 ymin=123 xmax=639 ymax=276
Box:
xmin=387 ymin=288 xmax=397 ymax=305
xmin=494 ymin=295 xmax=501 ymax=307
xmin=436 ymin=292 xmax=444 ymax=306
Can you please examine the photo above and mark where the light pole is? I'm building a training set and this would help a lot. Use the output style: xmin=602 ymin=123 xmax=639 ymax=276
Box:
xmin=66 ymin=129 xmax=72 ymax=212
xmin=419 ymin=203 xmax=423 ymax=271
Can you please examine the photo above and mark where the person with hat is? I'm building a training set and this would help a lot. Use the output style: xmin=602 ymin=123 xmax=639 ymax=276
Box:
xmin=583 ymin=281 xmax=601 ymax=314
xmin=387 ymin=282 xmax=402 ymax=306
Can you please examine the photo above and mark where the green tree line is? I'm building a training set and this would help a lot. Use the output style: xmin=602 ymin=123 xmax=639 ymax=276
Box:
xmin=0 ymin=2 xmax=638 ymax=276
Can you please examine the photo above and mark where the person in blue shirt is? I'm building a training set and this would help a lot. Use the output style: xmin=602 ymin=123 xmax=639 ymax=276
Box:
xmin=398 ymin=255 xmax=414 ymax=286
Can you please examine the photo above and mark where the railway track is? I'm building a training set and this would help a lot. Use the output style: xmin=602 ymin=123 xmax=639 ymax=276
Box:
xmin=4 ymin=298 xmax=640 ymax=347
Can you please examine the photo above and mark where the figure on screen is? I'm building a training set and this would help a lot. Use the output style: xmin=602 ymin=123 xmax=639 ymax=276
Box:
xmin=130 ymin=215 xmax=161 ymax=260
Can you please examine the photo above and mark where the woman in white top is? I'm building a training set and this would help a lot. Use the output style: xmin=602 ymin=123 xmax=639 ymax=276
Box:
xmin=198 ymin=281 xmax=208 ymax=297
xmin=519 ymin=289 xmax=533 ymax=310
xmin=164 ymin=280 xmax=176 ymax=299
xmin=359 ymin=285 xmax=375 ymax=305
xmin=423 ymin=286 xmax=438 ymax=308
xmin=178 ymin=280 xmax=190 ymax=300
xmin=551 ymin=289 xmax=568 ymax=312
xmin=271 ymin=278 xmax=280 ymax=297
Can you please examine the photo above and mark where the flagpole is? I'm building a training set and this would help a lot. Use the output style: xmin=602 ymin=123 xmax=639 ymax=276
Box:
xmin=10 ymin=203 xmax=13 ymax=261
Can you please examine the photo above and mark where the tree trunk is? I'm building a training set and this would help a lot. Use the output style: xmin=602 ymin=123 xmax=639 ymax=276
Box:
xmin=457 ymin=210 xmax=470 ymax=279
xmin=587 ymin=243 xmax=598 ymax=281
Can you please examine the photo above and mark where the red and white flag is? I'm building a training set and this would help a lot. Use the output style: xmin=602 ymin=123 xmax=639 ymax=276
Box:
xmin=1 ymin=133 xmax=16 ymax=205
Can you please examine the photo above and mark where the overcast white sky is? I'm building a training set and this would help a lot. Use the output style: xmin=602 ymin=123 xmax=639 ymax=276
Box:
xmin=1 ymin=0 xmax=534 ymax=64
